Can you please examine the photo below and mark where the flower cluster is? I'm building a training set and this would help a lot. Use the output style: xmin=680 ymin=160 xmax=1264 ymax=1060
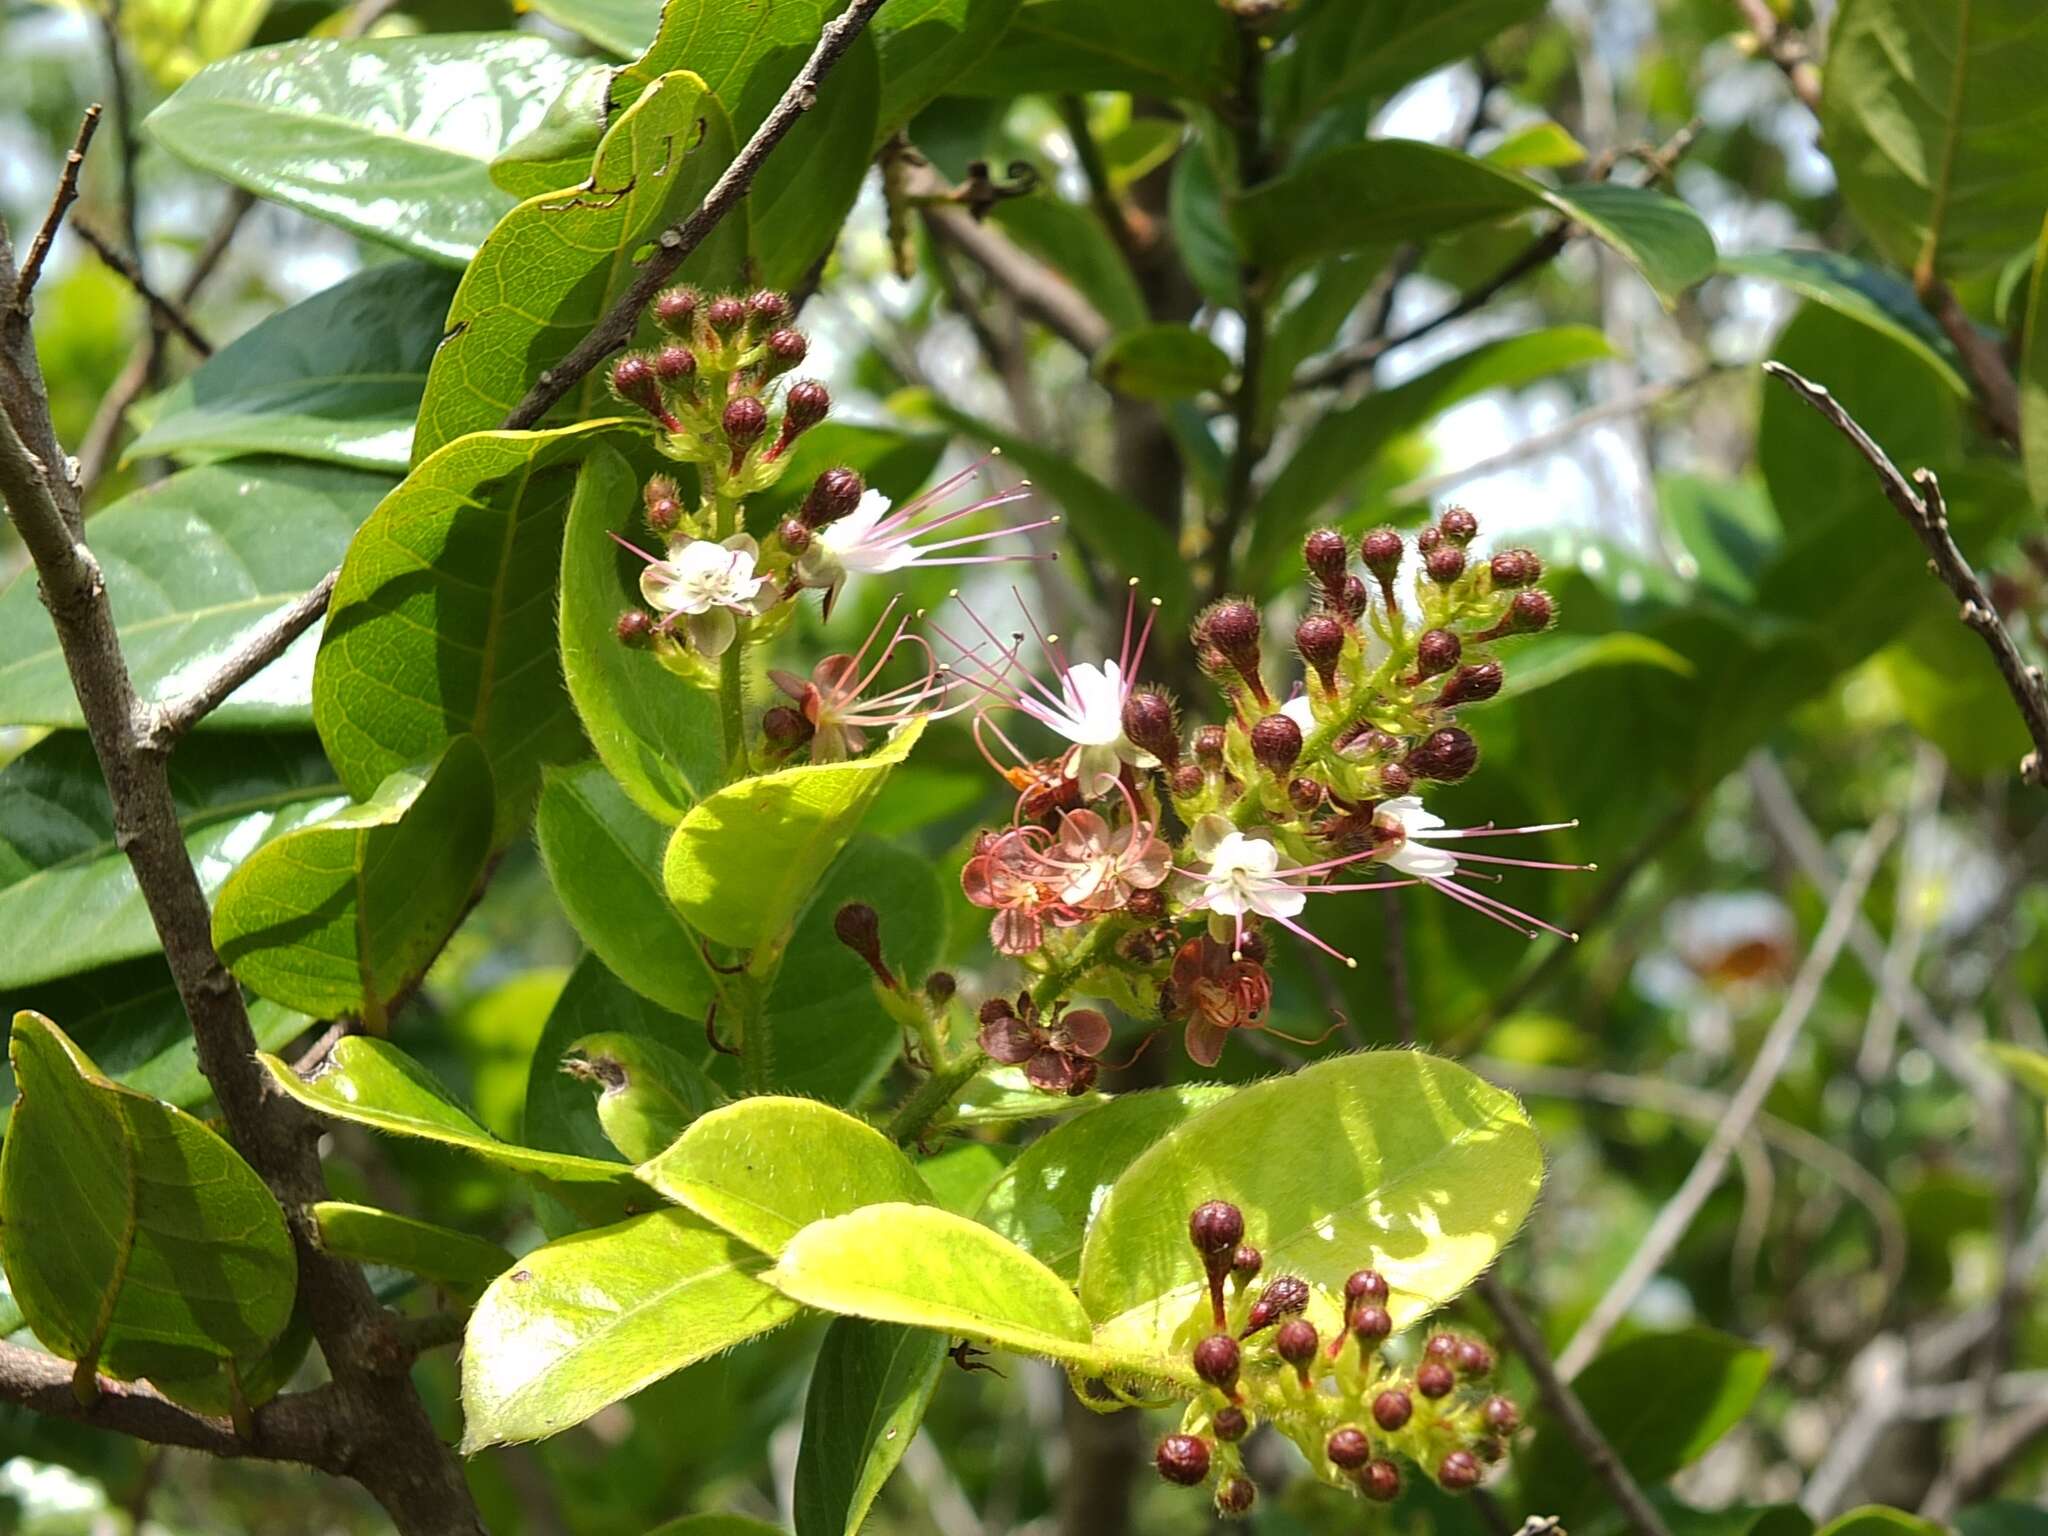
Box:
xmin=1160 ymin=1201 xmax=1516 ymax=1518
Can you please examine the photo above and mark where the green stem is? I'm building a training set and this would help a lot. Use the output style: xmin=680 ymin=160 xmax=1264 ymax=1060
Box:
xmin=711 ymin=485 xmax=749 ymax=783
xmin=730 ymin=974 xmax=773 ymax=1096
xmin=886 ymin=1047 xmax=986 ymax=1144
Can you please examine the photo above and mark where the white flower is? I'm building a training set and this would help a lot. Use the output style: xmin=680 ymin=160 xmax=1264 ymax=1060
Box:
xmin=1375 ymin=795 xmax=1459 ymax=879
xmin=1184 ymin=815 xmax=1306 ymax=921
xmin=1370 ymin=795 xmax=1592 ymax=940
xmin=640 ymin=534 xmax=775 ymax=657
xmin=794 ymin=464 xmax=1056 ymax=596
xmin=1280 ymin=692 xmax=1317 ymax=737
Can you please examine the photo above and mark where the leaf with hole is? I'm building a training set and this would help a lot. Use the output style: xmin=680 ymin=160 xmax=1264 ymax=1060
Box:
xmin=564 ymin=1031 xmax=721 ymax=1163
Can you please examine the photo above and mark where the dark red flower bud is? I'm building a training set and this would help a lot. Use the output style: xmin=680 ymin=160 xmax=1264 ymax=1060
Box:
xmin=1414 ymin=628 xmax=1461 ymax=679
xmin=1288 ymin=776 xmax=1323 ymax=814
xmin=1425 ymin=544 xmax=1467 ymax=585
xmin=1489 ymin=547 xmax=1542 ymax=587
xmin=1243 ymin=1275 xmax=1310 ymax=1337
xmin=1125 ymin=887 xmax=1166 ymax=920
xmin=1324 ymin=576 xmax=1363 ymax=626
xmin=724 ymin=394 xmax=767 ymax=447
xmin=1155 ymin=1434 xmax=1210 ymax=1487
xmin=1249 ymin=713 xmax=1302 ymax=776
xmin=1215 ymin=1476 xmax=1256 ymax=1517
xmin=1345 ymin=1269 xmax=1390 ymax=1305
xmin=653 ymin=285 xmax=699 ymax=333
xmin=1482 ymin=1395 xmax=1519 ymax=1433
xmin=1213 ymin=1405 xmax=1249 ymax=1442
xmin=1424 ymin=1333 xmax=1459 ymax=1360
xmin=1192 ymin=724 xmax=1227 ymax=770
xmin=801 ymin=466 xmax=866 ymax=527
xmin=764 ymin=327 xmax=808 ymax=369
xmin=1416 ymin=1361 xmax=1456 ymax=1399
xmin=1200 ymin=600 xmax=1269 ymax=706
xmin=1361 ymin=1460 xmax=1402 ymax=1502
xmin=1454 ymin=1338 xmax=1494 ymax=1378
xmin=1193 ymin=1334 xmax=1241 ymax=1394
xmin=1507 ymin=588 xmax=1553 ymax=631
xmin=610 ymin=354 xmax=676 ymax=428
xmin=1189 ymin=1201 xmax=1244 ymax=1258
xmin=777 ymin=516 xmax=811 ymax=554
xmin=1296 ymin=613 xmax=1345 ymax=689
xmin=1378 ymin=761 xmax=1414 ymax=797
xmin=1304 ymin=528 xmax=1349 ymax=592
xmin=1438 ymin=661 xmax=1503 ymax=707
xmin=1438 ymin=505 xmax=1478 ymax=545
xmin=1360 ymin=528 xmax=1403 ymax=578
xmin=783 ymin=379 xmax=830 ymax=433
xmin=1326 ymin=1427 xmax=1371 ymax=1470
xmin=761 ymin=704 xmax=811 ymax=750
xmin=1417 ymin=526 xmax=1442 ymax=553
xmin=832 ymin=902 xmax=893 ymax=988
xmin=706 ymin=295 xmax=746 ymax=336
xmin=646 ymin=495 xmax=681 ymax=534
xmin=652 ymin=343 xmax=697 ymax=386
xmin=1438 ymin=1450 xmax=1481 ymax=1490
xmin=1372 ymin=1388 xmax=1412 ymax=1431
xmin=746 ymin=289 xmax=789 ymax=327
xmin=1406 ymin=727 xmax=1478 ymax=783
xmin=615 ymin=609 xmax=654 ymax=647
xmin=1476 ymin=1436 xmax=1507 ymax=1464
xmin=924 ymin=970 xmax=956 ymax=1006
xmin=1275 ymin=1318 xmax=1319 ymax=1382
xmin=1231 ymin=1245 xmax=1263 ymax=1281
xmin=1122 ymin=689 xmax=1180 ymax=767
xmin=1169 ymin=763 xmax=1206 ymax=798
xmin=1350 ymin=1304 xmax=1392 ymax=1345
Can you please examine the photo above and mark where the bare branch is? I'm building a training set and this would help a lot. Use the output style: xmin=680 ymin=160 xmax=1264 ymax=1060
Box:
xmin=1731 ymin=0 xmax=1822 ymax=112
xmin=12 ymin=106 xmax=102 ymax=311
xmin=1763 ymin=361 xmax=2048 ymax=788
xmin=145 ymin=567 xmax=339 ymax=747
xmin=498 ymin=0 xmax=890 ymax=432
xmin=70 ymin=220 xmax=215 ymax=356
xmin=1555 ymin=816 xmax=1897 ymax=1379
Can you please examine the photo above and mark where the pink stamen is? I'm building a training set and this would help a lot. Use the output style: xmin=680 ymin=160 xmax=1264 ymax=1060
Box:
xmin=1425 ymin=819 xmax=1581 ymax=840
xmin=1430 ymin=876 xmax=1579 ymax=943
xmin=1440 ymin=851 xmax=1598 ymax=872
xmin=608 ymin=530 xmax=662 ymax=565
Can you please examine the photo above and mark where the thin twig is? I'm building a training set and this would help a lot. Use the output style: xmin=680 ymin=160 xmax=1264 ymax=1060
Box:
xmin=96 ymin=0 xmax=142 ymax=266
xmin=1923 ymin=1397 xmax=2048 ymax=1518
xmin=1555 ymin=815 xmax=1897 ymax=1379
xmin=12 ymin=105 xmax=102 ymax=312
xmin=145 ymin=567 xmax=339 ymax=747
xmin=1057 ymin=95 xmax=1139 ymax=259
xmin=1731 ymin=0 xmax=1823 ymax=112
xmin=70 ymin=220 xmax=214 ymax=356
xmin=1475 ymin=1272 xmax=1676 ymax=1536
xmin=1763 ymin=362 xmax=2048 ymax=787
xmin=498 ymin=0 xmax=890 ymax=432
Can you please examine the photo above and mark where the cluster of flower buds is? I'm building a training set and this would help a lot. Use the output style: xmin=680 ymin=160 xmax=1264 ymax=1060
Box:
xmin=950 ymin=507 xmax=1590 ymax=1076
xmin=1159 ymin=1201 xmax=1517 ymax=1517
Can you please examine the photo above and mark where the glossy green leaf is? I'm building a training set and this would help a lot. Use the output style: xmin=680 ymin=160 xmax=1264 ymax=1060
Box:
xmin=1722 ymin=250 xmax=1968 ymax=397
xmin=870 ymin=0 xmax=1021 ymax=139
xmin=564 ymin=1031 xmax=721 ymax=1163
xmin=559 ymin=445 xmax=722 ymax=822
xmin=258 ymin=1036 xmax=647 ymax=1220
xmin=0 ymin=734 xmax=343 ymax=989
xmin=310 ymin=1202 xmax=513 ymax=1294
xmin=1078 ymin=1051 xmax=1542 ymax=1363
xmin=952 ymin=0 xmax=1237 ymax=102
xmin=979 ymin=1085 xmax=1232 ymax=1285
xmin=919 ymin=1142 xmax=1011 ymax=1216
xmin=1502 ymin=631 xmax=1696 ymax=699
xmin=1232 ymin=141 xmax=1716 ymax=301
xmin=490 ymin=62 xmax=614 ymax=200
xmin=537 ymin=762 xmax=714 ymax=1018
xmin=1275 ymin=0 xmax=1547 ymax=130
xmin=314 ymin=422 xmax=620 ymax=843
xmin=1524 ymin=1328 xmax=1773 ymax=1525
xmin=767 ymin=1204 xmax=1101 ymax=1368
xmin=145 ymin=34 xmax=585 ymax=266
xmin=662 ymin=717 xmax=926 ymax=953
xmin=0 ymin=1014 xmax=295 ymax=1410
xmin=0 ymin=460 xmax=390 ymax=731
xmin=794 ymin=1318 xmax=946 ymax=1536
xmin=1092 ymin=324 xmax=1232 ymax=401
xmin=522 ymin=0 xmax=659 ymax=56
xmin=1248 ymin=326 xmax=1615 ymax=586
xmin=129 ymin=263 xmax=459 ymax=472
xmin=1169 ymin=126 xmax=1240 ymax=309
xmin=640 ymin=1097 xmax=933 ymax=1256
xmin=461 ymin=1208 xmax=799 ymax=1449
xmin=211 ymin=737 xmax=494 ymax=1024
xmin=1821 ymin=0 xmax=2048 ymax=277
xmin=414 ymin=72 xmax=744 ymax=461
xmin=941 ymin=1067 xmax=1109 ymax=1126
xmin=1815 ymin=1511 xmax=1946 ymax=1536
xmin=2022 ymin=216 xmax=2048 ymax=511
xmin=525 ymin=954 xmax=704 ymax=1164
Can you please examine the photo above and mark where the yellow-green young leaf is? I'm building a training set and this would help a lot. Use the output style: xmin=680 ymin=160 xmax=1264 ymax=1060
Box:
xmin=413 ymin=71 xmax=744 ymax=461
xmin=212 ymin=736 xmax=493 ymax=1026
xmin=662 ymin=717 xmax=927 ymax=953
xmin=1816 ymin=1512 xmax=1947 ymax=1536
xmin=1821 ymin=0 xmax=2048 ymax=278
xmin=766 ymin=1204 xmax=1104 ymax=1371
xmin=0 ymin=1014 xmax=295 ymax=1410
xmin=1483 ymin=120 xmax=1588 ymax=170
xmin=461 ymin=1208 xmax=799 ymax=1449
xmin=558 ymin=446 xmax=722 ymax=822
xmin=640 ymin=1097 xmax=933 ymax=1256
xmin=1092 ymin=324 xmax=1232 ymax=401
xmin=1077 ymin=1051 xmax=1542 ymax=1363
xmin=258 ymin=1037 xmax=646 ymax=1225
xmin=980 ymin=1085 xmax=1233 ymax=1284
xmin=794 ymin=1318 xmax=945 ymax=1536
xmin=565 ymin=1031 xmax=721 ymax=1164
xmin=2022 ymin=216 xmax=2048 ymax=512
xmin=311 ymin=1202 xmax=514 ymax=1296
xmin=314 ymin=422 xmax=620 ymax=843
xmin=1986 ymin=1041 xmax=2048 ymax=1101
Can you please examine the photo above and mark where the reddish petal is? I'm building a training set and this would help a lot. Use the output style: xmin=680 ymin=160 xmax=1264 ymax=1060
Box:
xmin=979 ymin=1016 xmax=1042 ymax=1065
xmin=1184 ymin=1018 xmax=1229 ymax=1068
xmin=1058 ymin=1007 xmax=1112 ymax=1059
xmin=1024 ymin=1048 xmax=1076 ymax=1095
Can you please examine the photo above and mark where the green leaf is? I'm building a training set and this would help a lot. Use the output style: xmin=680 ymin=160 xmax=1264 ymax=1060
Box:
xmin=211 ymin=737 xmax=494 ymax=1025
xmin=952 ymin=0 xmax=1237 ymax=103
xmin=315 ymin=422 xmax=619 ymax=843
xmin=1247 ymin=326 xmax=1615 ymax=587
xmin=648 ymin=1516 xmax=787 ymax=1536
xmin=1169 ymin=125 xmax=1241 ymax=309
xmin=662 ymin=717 xmax=926 ymax=954
xmin=0 ymin=460 xmax=390 ymax=731
xmin=522 ymin=0 xmax=658 ymax=55
xmin=870 ymin=0 xmax=1021 ymax=140
xmin=310 ymin=1202 xmax=513 ymax=1295
xmin=537 ymin=762 xmax=714 ymax=1018
xmin=1275 ymin=0 xmax=1547 ymax=130
xmin=942 ymin=1067 xmax=1108 ymax=1126
xmin=1985 ymin=1041 xmax=2048 ymax=1101
xmin=1232 ymin=141 xmax=1716 ymax=302
xmin=1484 ymin=120 xmax=1589 ymax=171
xmin=1502 ymin=631 xmax=1696 ymax=699
xmin=767 ymin=1203 xmax=1102 ymax=1368
xmin=559 ymin=445 xmax=722 ymax=822
xmin=0 ymin=1014 xmax=295 ymax=1411
xmin=145 ymin=34 xmax=586 ymax=266
xmin=413 ymin=72 xmax=745 ymax=461
xmin=1722 ymin=250 xmax=1968 ymax=397
xmin=1093 ymin=324 xmax=1232 ymax=401
xmin=794 ymin=1319 xmax=946 ymax=1536
xmin=1821 ymin=0 xmax=2048 ymax=278
xmin=1077 ymin=1051 xmax=1542 ymax=1364
xmin=490 ymin=62 xmax=615 ymax=200
xmin=564 ymin=1031 xmax=721 ymax=1163
xmin=1524 ymin=1328 xmax=1772 ymax=1525
xmin=128 ymin=263 xmax=459 ymax=472
xmin=0 ymin=734 xmax=343 ymax=989
xmin=1815 ymin=1512 xmax=1947 ymax=1536
xmin=640 ymin=1097 xmax=933 ymax=1256
xmin=979 ymin=1085 xmax=1232 ymax=1284
xmin=258 ymin=1036 xmax=647 ymax=1222
xmin=461 ymin=1208 xmax=799 ymax=1449
xmin=2022 ymin=216 xmax=2048 ymax=511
